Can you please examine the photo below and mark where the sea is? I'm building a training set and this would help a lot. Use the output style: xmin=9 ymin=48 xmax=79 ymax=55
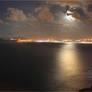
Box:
xmin=0 ymin=42 xmax=92 ymax=92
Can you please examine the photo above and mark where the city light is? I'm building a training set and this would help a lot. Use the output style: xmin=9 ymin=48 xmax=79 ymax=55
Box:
xmin=14 ymin=38 xmax=92 ymax=43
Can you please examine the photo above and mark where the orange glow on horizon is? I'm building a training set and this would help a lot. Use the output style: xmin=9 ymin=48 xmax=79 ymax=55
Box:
xmin=10 ymin=38 xmax=92 ymax=43
xmin=16 ymin=38 xmax=60 ymax=43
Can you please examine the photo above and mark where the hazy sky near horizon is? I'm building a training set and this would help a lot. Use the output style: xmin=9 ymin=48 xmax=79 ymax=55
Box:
xmin=0 ymin=0 xmax=92 ymax=39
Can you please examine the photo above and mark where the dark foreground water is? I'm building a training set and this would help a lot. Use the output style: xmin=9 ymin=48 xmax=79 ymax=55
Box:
xmin=0 ymin=42 xmax=92 ymax=91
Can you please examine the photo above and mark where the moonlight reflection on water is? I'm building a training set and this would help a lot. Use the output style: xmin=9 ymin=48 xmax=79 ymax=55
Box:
xmin=56 ymin=43 xmax=87 ymax=90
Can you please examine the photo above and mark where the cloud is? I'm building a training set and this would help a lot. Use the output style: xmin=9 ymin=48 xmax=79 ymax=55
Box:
xmin=72 ymin=12 xmax=82 ymax=21
xmin=6 ymin=7 xmax=54 ymax=23
xmin=71 ymin=7 xmax=88 ymax=21
xmin=39 ymin=7 xmax=53 ymax=22
xmin=6 ymin=8 xmax=39 ymax=23
xmin=4 ymin=2 xmax=92 ymax=24
xmin=45 ymin=0 xmax=92 ymax=18
xmin=71 ymin=7 xmax=92 ymax=23
xmin=35 ymin=7 xmax=42 ymax=13
xmin=6 ymin=8 xmax=28 ymax=22
xmin=0 ymin=1 xmax=92 ymax=39
xmin=37 ymin=6 xmax=54 ymax=22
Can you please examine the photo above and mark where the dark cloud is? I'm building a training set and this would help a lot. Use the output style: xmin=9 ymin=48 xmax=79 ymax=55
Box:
xmin=75 ymin=8 xmax=87 ymax=18
xmin=71 ymin=7 xmax=88 ymax=21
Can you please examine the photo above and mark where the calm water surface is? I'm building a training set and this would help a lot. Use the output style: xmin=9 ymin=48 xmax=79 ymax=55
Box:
xmin=0 ymin=42 xmax=92 ymax=91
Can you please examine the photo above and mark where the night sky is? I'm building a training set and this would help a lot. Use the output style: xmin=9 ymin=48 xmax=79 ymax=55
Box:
xmin=0 ymin=0 xmax=92 ymax=40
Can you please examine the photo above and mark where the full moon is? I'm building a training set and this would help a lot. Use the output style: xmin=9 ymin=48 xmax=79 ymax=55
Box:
xmin=65 ymin=15 xmax=76 ymax=21
xmin=65 ymin=10 xmax=76 ymax=22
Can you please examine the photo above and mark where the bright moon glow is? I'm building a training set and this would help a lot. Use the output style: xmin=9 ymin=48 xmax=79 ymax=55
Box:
xmin=67 ymin=10 xmax=73 ymax=15
xmin=65 ymin=15 xmax=76 ymax=22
